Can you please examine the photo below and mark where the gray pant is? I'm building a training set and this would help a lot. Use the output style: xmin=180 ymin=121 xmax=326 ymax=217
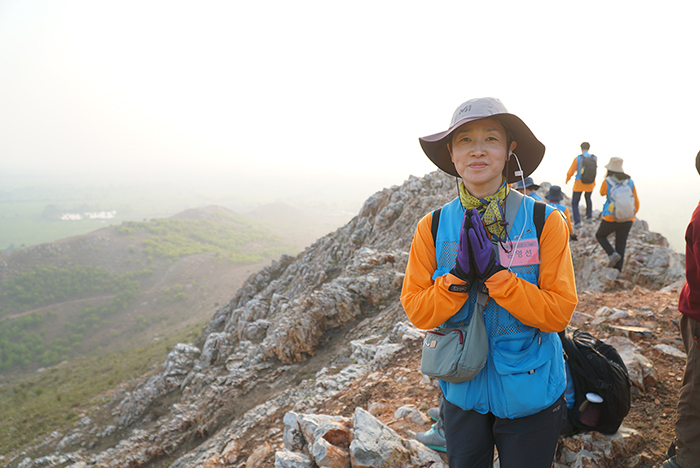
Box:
xmin=676 ymin=314 xmax=700 ymax=467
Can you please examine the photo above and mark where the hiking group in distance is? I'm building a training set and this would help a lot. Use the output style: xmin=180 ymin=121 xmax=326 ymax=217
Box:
xmin=563 ymin=141 xmax=640 ymax=273
xmin=400 ymin=96 xmax=699 ymax=468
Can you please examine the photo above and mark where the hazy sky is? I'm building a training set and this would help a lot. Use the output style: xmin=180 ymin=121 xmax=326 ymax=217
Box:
xmin=1 ymin=0 xmax=699 ymax=249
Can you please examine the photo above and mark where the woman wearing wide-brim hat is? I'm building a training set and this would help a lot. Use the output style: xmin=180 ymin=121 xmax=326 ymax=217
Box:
xmin=401 ymin=97 xmax=577 ymax=468
xmin=595 ymin=157 xmax=640 ymax=272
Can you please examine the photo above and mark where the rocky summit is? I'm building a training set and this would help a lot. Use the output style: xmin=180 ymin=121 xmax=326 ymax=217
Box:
xmin=4 ymin=171 xmax=689 ymax=468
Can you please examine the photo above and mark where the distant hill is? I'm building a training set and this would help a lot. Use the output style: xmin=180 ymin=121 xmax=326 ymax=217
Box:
xmin=169 ymin=204 xmax=241 ymax=220
xmin=0 ymin=206 xmax=294 ymax=375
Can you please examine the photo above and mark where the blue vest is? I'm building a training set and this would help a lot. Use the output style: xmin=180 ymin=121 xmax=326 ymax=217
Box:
xmin=549 ymin=202 xmax=567 ymax=215
xmin=529 ymin=192 xmax=544 ymax=202
xmin=433 ymin=194 xmax=566 ymax=419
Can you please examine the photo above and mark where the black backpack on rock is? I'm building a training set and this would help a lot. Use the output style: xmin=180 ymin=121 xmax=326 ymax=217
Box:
xmin=559 ymin=327 xmax=631 ymax=435
xmin=579 ymin=155 xmax=597 ymax=184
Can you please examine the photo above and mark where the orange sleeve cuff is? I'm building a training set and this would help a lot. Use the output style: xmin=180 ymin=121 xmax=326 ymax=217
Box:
xmin=400 ymin=213 xmax=472 ymax=330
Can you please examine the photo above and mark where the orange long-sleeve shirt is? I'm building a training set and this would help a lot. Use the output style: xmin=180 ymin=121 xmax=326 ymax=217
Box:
xmin=566 ymin=157 xmax=596 ymax=192
xmin=401 ymin=208 xmax=577 ymax=333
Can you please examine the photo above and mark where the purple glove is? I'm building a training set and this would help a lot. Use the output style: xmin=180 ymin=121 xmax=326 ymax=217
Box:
xmin=468 ymin=208 xmax=506 ymax=280
xmin=450 ymin=209 xmax=475 ymax=287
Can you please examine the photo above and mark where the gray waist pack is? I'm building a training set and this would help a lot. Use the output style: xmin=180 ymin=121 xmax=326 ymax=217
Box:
xmin=420 ymin=290 xmax=488 ymax=383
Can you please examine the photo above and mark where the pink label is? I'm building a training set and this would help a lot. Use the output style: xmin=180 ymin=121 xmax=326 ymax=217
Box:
xmin=499 ymin=239 xmax=540 ymax=266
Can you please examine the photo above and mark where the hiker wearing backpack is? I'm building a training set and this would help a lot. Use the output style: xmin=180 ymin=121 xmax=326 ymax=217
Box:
xmin=401 ymin=97 xmax=577 ymax=468
xmin=544 ymin=185 xmax=574 ymax=238
xmin=595 ymin=157 xmax=639 ymax=272
xmin=660 ymin=151 xmax=700 ymax=468
xmin=565 ymin=142 xmax=597 ymax=227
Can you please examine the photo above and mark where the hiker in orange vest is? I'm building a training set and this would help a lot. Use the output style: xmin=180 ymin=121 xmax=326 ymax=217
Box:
xmin=565 ymin=142 xmax=597 ymax=227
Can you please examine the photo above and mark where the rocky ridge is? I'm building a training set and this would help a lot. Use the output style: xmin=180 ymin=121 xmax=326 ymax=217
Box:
xmin=3 ymin=171 xmax=688 ymax=468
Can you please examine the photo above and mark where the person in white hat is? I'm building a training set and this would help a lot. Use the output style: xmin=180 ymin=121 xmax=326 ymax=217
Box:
xmin=595 ymin=157 xmax=640 ymax=271
xmin=401 ymin=97 xmax=577 ymax=468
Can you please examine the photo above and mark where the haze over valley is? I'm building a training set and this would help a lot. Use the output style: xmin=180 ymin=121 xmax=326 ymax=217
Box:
xmin=0 ymin=169 xmax=391 ymax=255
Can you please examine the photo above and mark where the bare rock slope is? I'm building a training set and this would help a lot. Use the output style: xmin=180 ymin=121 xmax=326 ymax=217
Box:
xmin=7 ymin=171 xmax=687 ymax=468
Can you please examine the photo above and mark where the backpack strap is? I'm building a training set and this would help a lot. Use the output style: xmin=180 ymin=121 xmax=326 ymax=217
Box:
xmin=430 ymin=208 xmax=442 ymax=245
xmin=533 ymin=201 xmax=546 ymax=242
xmin=505 ymin=190 xmax=546 ymax=243
xmin=576 ymin=154 xmax=582 ymax=174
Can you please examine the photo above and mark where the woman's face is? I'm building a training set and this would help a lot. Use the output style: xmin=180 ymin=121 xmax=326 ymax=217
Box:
xmin=449 ymin=118 xmax=517 ymax=197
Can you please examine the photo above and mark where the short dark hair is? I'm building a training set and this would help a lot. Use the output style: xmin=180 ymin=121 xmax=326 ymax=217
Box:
xmin=696 ymin=150 xmax=700 ymax=176
xmin=580 ymin=142 xmax=590 ymax=151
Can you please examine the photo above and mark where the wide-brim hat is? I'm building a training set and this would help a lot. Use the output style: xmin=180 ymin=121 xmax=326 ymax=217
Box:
xmin=604 ymin=157 xmax=625 ymax=173
xmin=545 ymin=185 xmax=564 ymax=202
xmin=513 ymin=176 xmax=540 ymax=191
xmin=419 ymin=97 xmax=545 ymax=184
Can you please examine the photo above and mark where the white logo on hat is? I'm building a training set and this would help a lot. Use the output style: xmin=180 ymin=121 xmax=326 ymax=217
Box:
xmin=459 ymin=104 xmax=472 ymax=114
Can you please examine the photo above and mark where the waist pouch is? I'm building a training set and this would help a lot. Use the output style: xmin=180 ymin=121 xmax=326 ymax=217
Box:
xmin=420 ymin=290 xmax=488 ymax=383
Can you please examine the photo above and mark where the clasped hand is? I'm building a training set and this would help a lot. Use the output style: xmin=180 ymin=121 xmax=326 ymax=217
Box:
xmin=451 ymin=208 xmax=505 ymax=286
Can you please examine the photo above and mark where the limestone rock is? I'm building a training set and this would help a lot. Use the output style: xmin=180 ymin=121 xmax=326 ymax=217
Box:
xmin=283 ymin=412 xmax=306 ymax=452
xmin=605 ymin=336 xmax=658 ymax=390
xmin=653 ymin=344 xmax=687 ymax=360
xmin=394 ymin=406 xmax=430 ymax=425
xmin=350 ymin=407 xmax=446 ymax=468
xmin=312 ymin=437 xmax=350 ymax=468
xmin=246 ymin=443 xmax=272 ymax=468
xmin=556 ymin=426 xmax=642 ymax=467
xmin=275 ymin=450 xmax=314 ymax=468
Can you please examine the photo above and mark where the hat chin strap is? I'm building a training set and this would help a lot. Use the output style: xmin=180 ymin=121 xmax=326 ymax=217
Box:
xmin=505 ymin=151 xmax=525 ymax=186
xmin=501 ymin=154 xmax=512 ymax=229
xmin=504 ymin=151 xmax=528 ymax=272
xmin=510 ymin=152 xmax=525 ymax=180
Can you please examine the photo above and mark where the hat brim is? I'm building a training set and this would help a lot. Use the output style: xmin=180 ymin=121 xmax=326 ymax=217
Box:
xmin=419 ymin=113 xmax=545 ymax=184
xmin=604 ymin=163 xmax=626 ymax=173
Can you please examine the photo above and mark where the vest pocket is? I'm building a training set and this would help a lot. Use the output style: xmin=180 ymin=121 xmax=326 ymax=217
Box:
xmin=491 ymin=335 xmax=555 ymax=418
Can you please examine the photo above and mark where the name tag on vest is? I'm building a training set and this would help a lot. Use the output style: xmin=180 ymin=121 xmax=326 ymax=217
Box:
xmin=499 ymin=239 xmax=540 ymax=266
